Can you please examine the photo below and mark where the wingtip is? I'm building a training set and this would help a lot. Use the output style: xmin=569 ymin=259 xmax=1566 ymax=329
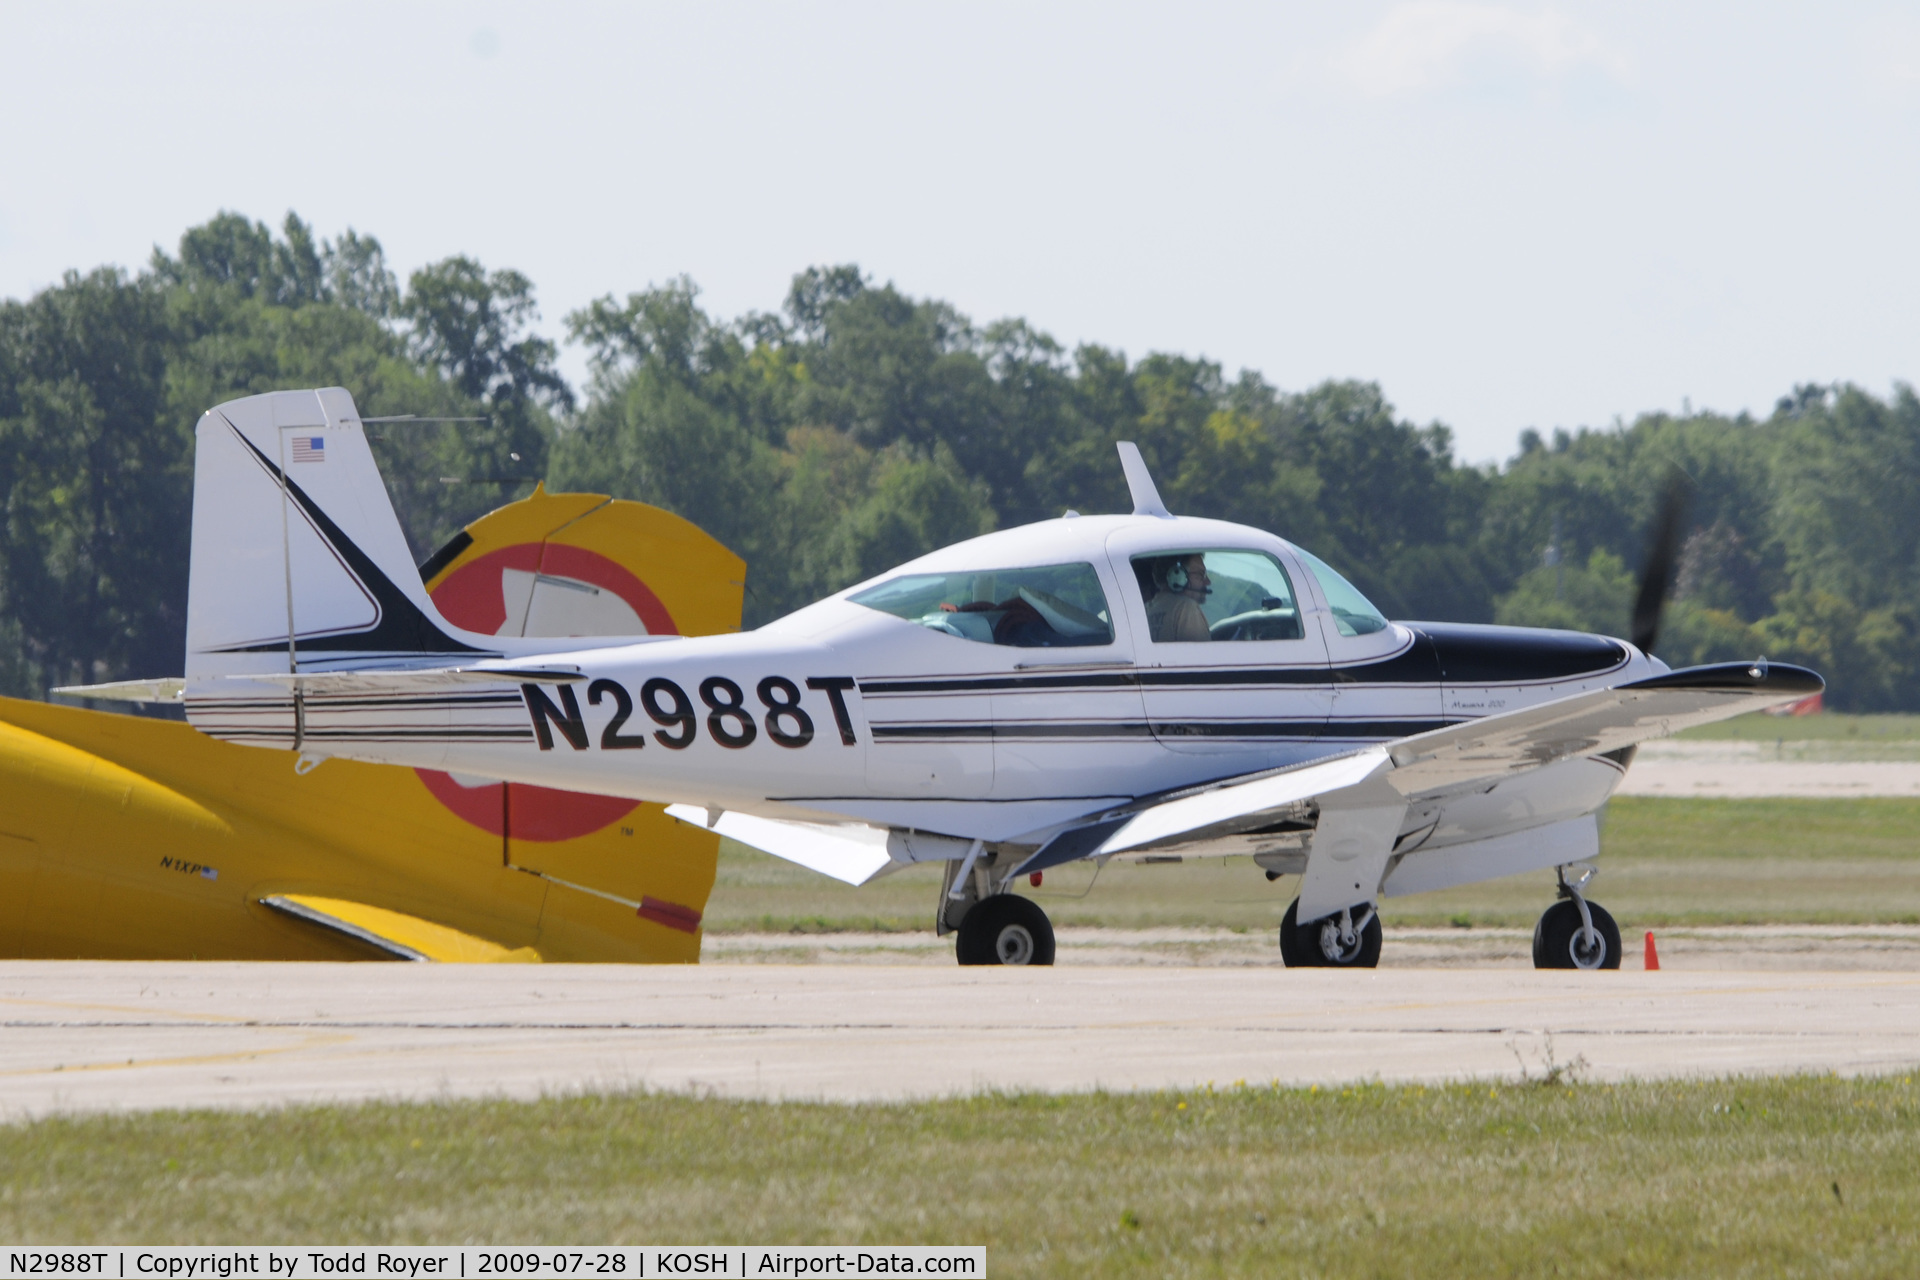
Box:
xmin=1624 ymin=660 xmax=1824 ymax=697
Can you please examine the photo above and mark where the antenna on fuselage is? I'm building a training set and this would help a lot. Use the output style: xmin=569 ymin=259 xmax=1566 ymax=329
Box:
xmin=1116 ymin=442 xmax=1171 ymax=519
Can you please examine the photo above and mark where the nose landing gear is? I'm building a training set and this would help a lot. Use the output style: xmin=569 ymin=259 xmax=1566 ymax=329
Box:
xmin=1279 ymin=898 xmax=1383 ymax=968
xmin=1533 ymin=863 xmax=1621 ymax=970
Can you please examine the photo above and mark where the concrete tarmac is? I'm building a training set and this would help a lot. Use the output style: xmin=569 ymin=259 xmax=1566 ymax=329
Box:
xmin=704 ymin=924 xmax=1920 ymax=968
xmin=1617 ymin=740 xmax=1920 ymax=797
xmin=4 ymin=962 xmax=1919 ymax=1118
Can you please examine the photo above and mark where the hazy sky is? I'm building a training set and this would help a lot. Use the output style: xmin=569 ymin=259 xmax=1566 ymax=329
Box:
xmin=4 ymin=2 xmax=1917 ymax=462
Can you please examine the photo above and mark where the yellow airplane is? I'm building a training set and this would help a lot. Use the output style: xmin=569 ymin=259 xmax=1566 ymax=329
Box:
xmin=0 ymin=486 xmax=744 ymax=962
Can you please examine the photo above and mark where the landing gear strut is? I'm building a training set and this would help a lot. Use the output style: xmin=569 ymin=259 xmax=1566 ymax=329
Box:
xmin=1533 ymin=863 xmax=1621 ymax=970
xmin=1279 ymin=898 xmax=1382 ymax=968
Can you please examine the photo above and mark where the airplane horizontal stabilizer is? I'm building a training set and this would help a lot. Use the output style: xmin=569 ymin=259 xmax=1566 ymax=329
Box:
xmin=260 ymin=894 xmax=542 ymax=963
xmin=241 ymin=665 xmax=586 ymax=695
xmin=666 ymin=805 xmax=896 ymax=886
xmin=59 ymin=665 xmax=586 ymax=703
xmin=51 ymin=677 xmax=186 ymax=703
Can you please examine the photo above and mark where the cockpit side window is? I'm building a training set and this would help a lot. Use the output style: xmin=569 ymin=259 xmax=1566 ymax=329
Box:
xmin=849 ymin=562 xmax=1115 ymax=648
xmin=1293 ymin=547 xmax=1390 ymax=637
xmin=1128 ymin=550 xmax=1304 ymax=643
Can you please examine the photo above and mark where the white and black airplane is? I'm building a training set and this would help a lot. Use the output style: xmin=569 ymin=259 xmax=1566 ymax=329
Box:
xmin=70 ymin=389 xmax=1823 ymax=969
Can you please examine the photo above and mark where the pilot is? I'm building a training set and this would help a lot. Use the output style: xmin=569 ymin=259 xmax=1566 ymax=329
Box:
xmin=1146 ymin=553 xmax=1211 ymax=642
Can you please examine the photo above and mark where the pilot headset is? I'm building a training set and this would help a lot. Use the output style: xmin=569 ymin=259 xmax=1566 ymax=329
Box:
xmin=1166 ymin=554 xmax=1200 ymax=592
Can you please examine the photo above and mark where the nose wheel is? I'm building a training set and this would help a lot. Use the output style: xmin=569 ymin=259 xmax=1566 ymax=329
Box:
xmin=956 ymin=895 xmax=1057 ymax=966
xmin=1279 ymin=898 xmax=1382 ymax=968
xmin=1533 ymin=864 xmax=1622 ymax=969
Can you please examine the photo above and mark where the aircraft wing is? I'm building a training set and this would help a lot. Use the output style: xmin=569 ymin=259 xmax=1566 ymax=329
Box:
xmin=1095 ymin=659 xmax=1820 ymax=856
xmin=1371 ymin=661 xmax=1826 ymax=797
xmin=1021 ymin=660 xmax=1821 ymax=919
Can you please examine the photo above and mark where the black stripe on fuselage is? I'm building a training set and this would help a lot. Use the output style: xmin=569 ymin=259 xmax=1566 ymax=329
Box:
xmin=769 ymin=793 xmax=1133 ymax=805
xmin=205 ymin=726 xmax=535 ymax=741
xmin=873 ymin=722 xmax=1151 ymax=740
xmin=858 ymin=623 xmax=1630 ymax=696
xmin=867 ymin=718 xmax=1451 ymax=742
xmin=861 ymin=671 xmax=1143 ymax=694
xmin=186 ymin=693 xmax=524 ymax=712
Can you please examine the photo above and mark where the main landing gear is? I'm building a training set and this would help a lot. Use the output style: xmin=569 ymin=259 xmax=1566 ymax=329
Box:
xmin=1279 ymin=898 xmax=1383 ymax=968
xmin=941 ymin=844 xmax=1057 ymax=966
xmin=957 ymin=895 xmax=1057 ymax=966
xmin=1532 ymin=863 xmax=1621 ymax=970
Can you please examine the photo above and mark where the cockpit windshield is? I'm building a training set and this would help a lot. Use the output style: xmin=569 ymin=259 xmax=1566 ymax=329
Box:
xmin=849 ymin=563 xmax=1115 ymax=648
xmin=1293 ymin=547 xmax=1390 ymax=636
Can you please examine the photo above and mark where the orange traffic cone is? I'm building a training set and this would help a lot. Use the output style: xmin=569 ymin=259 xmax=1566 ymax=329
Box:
xmin=1644 ymin=931 xmax=1660 ymax=971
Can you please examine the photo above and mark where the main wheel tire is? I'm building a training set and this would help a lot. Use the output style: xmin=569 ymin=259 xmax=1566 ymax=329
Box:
xmin=955 ymin=895 xmax=1056 ymax=966
xmin=1279 ymin=898 xmax=1382 ymax=969
xmin=1278 ymin=899 xmax=1313 ymax=968
xmin=1532 ymin=899 xmax=1622 ymax=970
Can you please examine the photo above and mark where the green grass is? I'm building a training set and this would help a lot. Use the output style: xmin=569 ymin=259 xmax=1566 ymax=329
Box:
xmin=1404 ymin=796 xmax=1920 ymax=928
xmin=4 ymin=1078 xmax=1917 ymax=1275
xmin=703 ymin=797 xmax=1920 ymax=934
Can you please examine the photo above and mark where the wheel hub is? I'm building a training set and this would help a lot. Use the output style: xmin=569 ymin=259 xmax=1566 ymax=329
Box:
xmin=1318 ymin=921 xmax=1359 ymax=963
xmin=1315 ymin=905 xmax=1375 ymax=964
xmin=996 ymin=924 xmax=1035 ymax=965
xmin=1569 ymin=927 xmax=1606 ymax=969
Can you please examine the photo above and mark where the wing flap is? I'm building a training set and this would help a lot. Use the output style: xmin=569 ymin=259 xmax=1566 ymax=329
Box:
xmin=666 ymin=805 xmax=897 ymax=886
xmin=1098 ymin=750 xmax=1389 ymax=856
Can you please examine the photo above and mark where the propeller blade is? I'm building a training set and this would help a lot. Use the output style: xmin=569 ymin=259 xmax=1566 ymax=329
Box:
xmin=1630 ymin=471 xmax=1690 ymax=656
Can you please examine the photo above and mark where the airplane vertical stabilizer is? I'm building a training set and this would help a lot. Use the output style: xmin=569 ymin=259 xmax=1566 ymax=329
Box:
xmin=186 ymin=389 xmax=489 ymax=683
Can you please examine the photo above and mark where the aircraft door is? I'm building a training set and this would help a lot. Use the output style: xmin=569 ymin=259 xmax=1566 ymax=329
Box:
xmin=1109 ymin=534 xmax=1333 ymax=766
xmin=847 ymin=559 xmax=1138 ymax=802
xmin=982 ymin=558 xmax=1151 ymax=802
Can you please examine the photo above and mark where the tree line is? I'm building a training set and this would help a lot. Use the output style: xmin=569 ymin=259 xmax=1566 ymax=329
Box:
xmin=3 ymin=212 xmax=1914 ymax=709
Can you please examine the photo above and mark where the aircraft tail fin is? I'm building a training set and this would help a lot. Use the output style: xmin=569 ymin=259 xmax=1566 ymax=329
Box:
xmin=185 ymin=389 xmax=494 ymax=683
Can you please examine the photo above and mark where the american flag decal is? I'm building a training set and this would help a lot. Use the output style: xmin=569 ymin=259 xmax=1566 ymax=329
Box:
xmin=291 ymin=436 xmax=325 ymax=463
